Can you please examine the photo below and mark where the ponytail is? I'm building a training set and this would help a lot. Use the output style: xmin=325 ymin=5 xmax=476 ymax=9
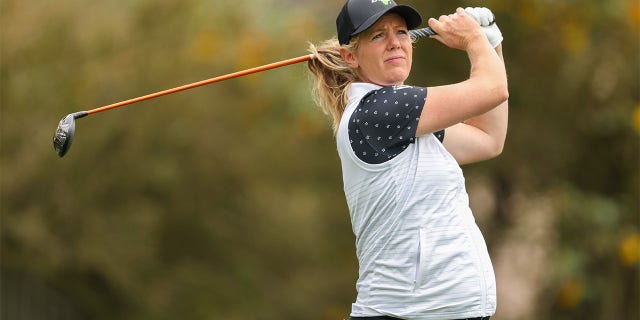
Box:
xmin=307 ymin=37 xmax=360 ymax=134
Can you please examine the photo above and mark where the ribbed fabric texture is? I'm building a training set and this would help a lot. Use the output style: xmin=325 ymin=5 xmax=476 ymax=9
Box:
xmin=337 ymin=83 xmax=496 ymax=319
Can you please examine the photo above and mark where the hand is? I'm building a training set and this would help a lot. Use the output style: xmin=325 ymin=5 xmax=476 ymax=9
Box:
xmin=427 ymin=8 xmax=486 ymax=51
xmin=464 ymin=7 xmax=494 ymax=27
xmin=464 ymin=7 xmax=503 ymax=48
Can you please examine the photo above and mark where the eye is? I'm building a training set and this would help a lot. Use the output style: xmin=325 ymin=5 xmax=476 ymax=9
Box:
xmin=372 ymin=33 xmax=383 ymax=40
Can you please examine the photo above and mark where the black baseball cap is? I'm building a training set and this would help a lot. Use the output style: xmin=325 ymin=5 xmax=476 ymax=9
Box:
xmin=336 ymin=0 xmax=422 ymax=45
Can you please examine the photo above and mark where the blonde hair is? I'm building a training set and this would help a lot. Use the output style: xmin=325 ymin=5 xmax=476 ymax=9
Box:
xmin=307 ymin=36 xmax=360 ymax=134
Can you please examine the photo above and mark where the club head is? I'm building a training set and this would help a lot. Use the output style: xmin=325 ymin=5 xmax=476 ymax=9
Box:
xmin=53 ymin=111 xmax=87 ymax=157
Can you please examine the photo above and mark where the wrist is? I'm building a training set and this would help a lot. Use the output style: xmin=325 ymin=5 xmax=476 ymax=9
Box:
xmin=466 ymin=32 xmax=493 ymax=55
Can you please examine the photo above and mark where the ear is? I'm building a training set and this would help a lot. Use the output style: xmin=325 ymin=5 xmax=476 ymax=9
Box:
xmin=340 ymin=47 xmax=359 ymax=68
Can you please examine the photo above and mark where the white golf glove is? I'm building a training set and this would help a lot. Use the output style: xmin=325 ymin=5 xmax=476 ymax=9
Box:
xmin=465 ymin=7 xmax=503 ymax=48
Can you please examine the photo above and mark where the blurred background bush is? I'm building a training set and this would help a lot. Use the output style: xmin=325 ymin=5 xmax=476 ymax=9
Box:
xmin=1 ymin=0 xmax=638 ymax=319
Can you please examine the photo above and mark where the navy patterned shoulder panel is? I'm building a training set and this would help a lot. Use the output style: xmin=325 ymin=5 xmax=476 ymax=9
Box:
xmin=348 ymin=85 xmax=444 ymax=164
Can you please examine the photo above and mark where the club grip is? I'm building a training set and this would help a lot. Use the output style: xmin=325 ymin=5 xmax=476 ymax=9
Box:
xmin=409 ymin=27 xmax=437 ymax=38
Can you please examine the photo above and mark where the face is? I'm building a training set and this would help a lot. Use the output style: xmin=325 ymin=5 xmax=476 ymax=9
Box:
xmin=341 ymin=13 xmax=413 ymax=86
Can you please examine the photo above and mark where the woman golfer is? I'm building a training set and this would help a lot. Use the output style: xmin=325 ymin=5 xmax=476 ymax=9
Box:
xmin=307 ymin=0 xmax=508 ymax=319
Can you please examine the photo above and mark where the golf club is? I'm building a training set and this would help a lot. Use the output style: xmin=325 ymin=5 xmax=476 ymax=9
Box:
xmin=53 ymin=26 xmax=439 ymax=157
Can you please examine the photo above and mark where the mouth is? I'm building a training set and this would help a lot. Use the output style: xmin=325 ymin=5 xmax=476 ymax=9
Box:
xmin=385 ymin=56 xmax=405 ymax=63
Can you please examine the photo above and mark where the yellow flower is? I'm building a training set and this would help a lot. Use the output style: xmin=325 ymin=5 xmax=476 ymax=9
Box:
xmin=619 ymin=232 xmax=640 ymax=266
xmin=628 ymin=0 xmax=640 ymax=29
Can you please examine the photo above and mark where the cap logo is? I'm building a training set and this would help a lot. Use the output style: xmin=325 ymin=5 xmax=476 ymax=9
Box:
xmin=372 ymin=0 xmax=392 ymax=5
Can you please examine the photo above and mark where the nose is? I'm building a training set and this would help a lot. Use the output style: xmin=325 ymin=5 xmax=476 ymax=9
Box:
xmin=387 ymin=33 xmax=401 ymax=49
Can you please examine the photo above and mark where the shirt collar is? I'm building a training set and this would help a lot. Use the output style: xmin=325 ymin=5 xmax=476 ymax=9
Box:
xmin=348 ymin=82 xmax=382 ymax=101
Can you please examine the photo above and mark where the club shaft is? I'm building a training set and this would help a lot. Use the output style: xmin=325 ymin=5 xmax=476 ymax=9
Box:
xmin=409 ymin=26 xmax=437 ymax=37
xmin=86 ymin=54 xmax=315 ymax=115
xmin=84 ymin=27 xmax=435 ymax=116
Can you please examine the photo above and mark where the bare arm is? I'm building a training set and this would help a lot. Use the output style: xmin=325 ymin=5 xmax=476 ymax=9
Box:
xmin=415 ymin=8 xmax=509 ymax=163
xmin=443 ymin=45 xmax=508 ymax=165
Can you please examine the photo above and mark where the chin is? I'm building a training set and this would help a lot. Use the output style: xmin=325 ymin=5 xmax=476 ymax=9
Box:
xmin=385 ymin=76 xmax=409 ymax=86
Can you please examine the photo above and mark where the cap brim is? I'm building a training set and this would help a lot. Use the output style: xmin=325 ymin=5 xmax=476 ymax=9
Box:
xmin=351 ymin=5 xmax=422 ymax=39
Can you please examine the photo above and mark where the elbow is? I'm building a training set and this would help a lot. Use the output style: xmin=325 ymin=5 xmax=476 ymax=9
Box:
xmin=480 ymin=140 xmax=505 ymax=162
xmin=482 ymin=85 xmax=508 ymax=113
xmin=489 ymin=133 xmax=507 ymax=159
xmin=492 ymin=140 xmax=505 ymax=158
xmin=499 ymin=85 xmax=509 ymax=103
xmin=493 ymin=82 xmax=509 ymax=105
xmin=478 ymin=78 xmax=509 ymax=110
xmin=483 ymin=127 xmax=508 ymax=160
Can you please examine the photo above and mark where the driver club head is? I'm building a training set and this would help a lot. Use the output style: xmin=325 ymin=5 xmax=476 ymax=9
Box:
xmin=53 ymin=111 xmax=87 ymax=157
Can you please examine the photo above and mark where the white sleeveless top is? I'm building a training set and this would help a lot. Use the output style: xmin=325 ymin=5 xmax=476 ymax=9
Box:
xmin=337 ymin=83 xmax=496 ymax=319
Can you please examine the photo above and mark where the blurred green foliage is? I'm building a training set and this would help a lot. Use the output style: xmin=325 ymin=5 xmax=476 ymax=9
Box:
xmin=1 ymin=0 xmax=638 ymax=319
